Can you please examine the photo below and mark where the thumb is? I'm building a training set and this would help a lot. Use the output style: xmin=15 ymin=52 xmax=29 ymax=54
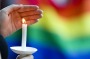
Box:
xmin=22 ymin=55 xmax=34 ymax=59
xmin=16 ymin=55 xmax=34 ymax=59
xmin=1 ymin=4 xmax=22 ymax=14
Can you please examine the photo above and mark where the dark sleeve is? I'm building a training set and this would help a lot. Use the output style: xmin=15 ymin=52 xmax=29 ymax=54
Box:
xmin=0 ymin=0 xmax=8 ymax=9
xmin=0 ymin=35 xmax=8 ymax=59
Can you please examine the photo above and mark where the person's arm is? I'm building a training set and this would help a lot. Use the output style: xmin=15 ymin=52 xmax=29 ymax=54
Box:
xmin=0 ymin=4 xmax=42 ymax=38
xmin=0 ymin=35 xmax=8 ymax=59
xmin=0 ymin=4 xmax=42 ymax=59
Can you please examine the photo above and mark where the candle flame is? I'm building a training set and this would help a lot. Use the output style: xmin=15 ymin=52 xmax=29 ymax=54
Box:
xmin=22 ymin=18 xmax=26 ymax=24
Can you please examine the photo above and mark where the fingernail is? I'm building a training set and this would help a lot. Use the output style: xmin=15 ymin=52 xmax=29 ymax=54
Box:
xmin=35 ymin=5 xmax=39 ymax=8
xmin=37 ymin=19 xmax=39 ymax=21
xmin=41 ymin=14 xmax=43 ymax=17
xmin=41 ymin=10 xmax=43 ymax=13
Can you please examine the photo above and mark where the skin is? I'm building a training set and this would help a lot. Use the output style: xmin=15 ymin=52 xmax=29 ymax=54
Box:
xmin=0 ymin=4 xmax=43 ymax=38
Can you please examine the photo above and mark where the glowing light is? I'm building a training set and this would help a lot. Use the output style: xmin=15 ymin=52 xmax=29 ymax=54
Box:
xmin=22 ymin=18 xmax=26 ymax=24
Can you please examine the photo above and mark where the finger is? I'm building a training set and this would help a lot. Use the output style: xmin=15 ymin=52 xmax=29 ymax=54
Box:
xmin=27 ymin=19 xmax=38 ymax=26
xmin=21 ymin=55 xmax=34 ymax=59
xmin=9 ymin=11 xmax=21 ymax=19
xmin=17 ymin=5 xmax=39 ymax=12
xmin=9 ymin=11 xmax=22 ymax=22
xmin=14 ymin=12 xmax=21 ymax=18
xmin=19 ymin=9 xmax=43 ymax=17
xmin=23 ymin=14 xmax=42 ymax=21
xmin=2 ymin=4 xmax=21 ymax=14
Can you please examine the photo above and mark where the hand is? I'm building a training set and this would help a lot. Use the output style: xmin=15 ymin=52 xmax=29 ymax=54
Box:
xmin=16 ymin=55 xmax=33 ymax=59
xmin=0 ymin=4 xmax=43 ymax=37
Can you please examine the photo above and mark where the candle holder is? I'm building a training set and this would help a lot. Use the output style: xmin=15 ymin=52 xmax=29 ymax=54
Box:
xmin=10 ymin=46 xmax=37 ymax=59
xmin=10 ymin=18 xmax=37 ymax=59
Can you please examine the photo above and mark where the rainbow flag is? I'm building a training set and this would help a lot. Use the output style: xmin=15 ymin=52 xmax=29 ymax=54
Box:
xmin=4 ymin=0 xmax=90 ymax=59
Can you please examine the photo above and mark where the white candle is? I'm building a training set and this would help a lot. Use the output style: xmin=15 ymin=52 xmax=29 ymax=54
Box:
xmin=22 ymin=18 xmax=27 ymax=49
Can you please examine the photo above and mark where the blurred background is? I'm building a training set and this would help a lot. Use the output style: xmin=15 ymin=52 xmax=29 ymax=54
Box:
xmin=1 ymin=0 xmax=90 ymax=59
